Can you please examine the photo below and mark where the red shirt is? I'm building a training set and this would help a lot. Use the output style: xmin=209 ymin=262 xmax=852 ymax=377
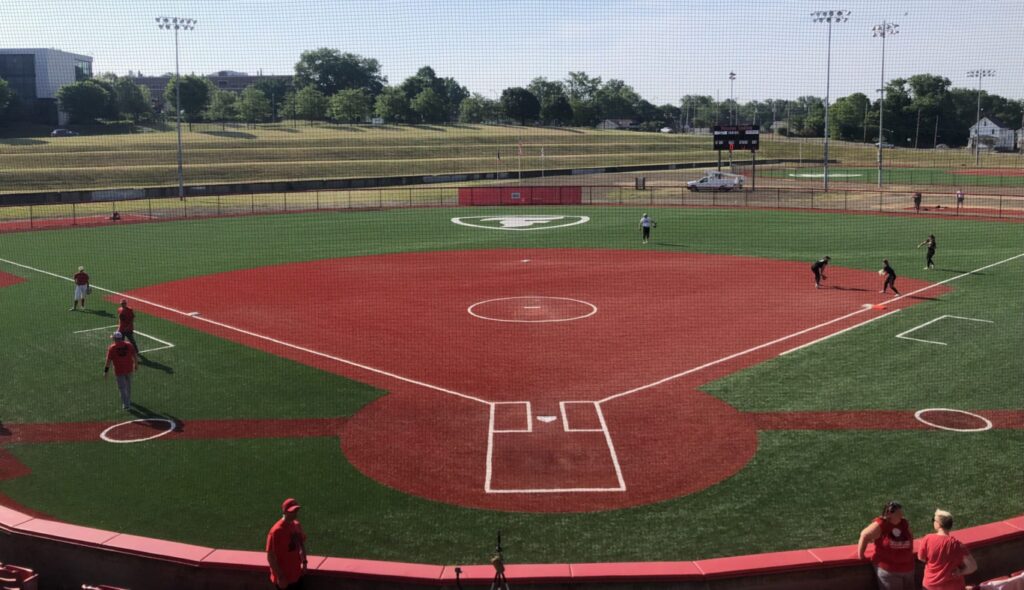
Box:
xmin=118 ymin=306 xmax=135 ymax=332
xmin=871 ymin=517 xmax=914 ymax=572
xmin=917 ymin=534 xmax=970 ymax=590
xmin=105 ymin=342 xmax=136 ymax=376
xmin=74 ymin=271 xmax=89 ymax=285
xmin=266 ymin=518 xmax=306 ymax=586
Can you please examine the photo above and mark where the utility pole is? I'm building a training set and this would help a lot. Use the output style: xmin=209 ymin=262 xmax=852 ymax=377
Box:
xmin=915 ymin=109 xmax=921 ymax=149
xmin=812 ymin=10 xmax=850 ymax=192
xmin=156 ymin=16 xmax=197 ymax=201
xmin=933 ymin=117 xmax=939 ymax=148
xmin=967 ymin=69 xmax=995 ymax=165
xmin=872 ymin=20 xmax=898 ymax=187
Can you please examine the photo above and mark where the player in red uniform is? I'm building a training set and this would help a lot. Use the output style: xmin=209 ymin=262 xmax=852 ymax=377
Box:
xmin=71 ymin=266 xmax=90 ymax=311
xmin=104 ymin=332 xmax=138 ymax=410
xmin=117 ymin=299 xmax=140 ymax=354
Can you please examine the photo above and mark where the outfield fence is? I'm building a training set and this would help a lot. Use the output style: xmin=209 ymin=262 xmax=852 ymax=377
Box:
xmin=1 ymin=185 xmax=1021 ymax=233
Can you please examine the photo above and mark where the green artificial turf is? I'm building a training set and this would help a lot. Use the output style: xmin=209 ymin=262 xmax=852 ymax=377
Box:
xmin=0 ymin=206 xmax=1021 ymax=563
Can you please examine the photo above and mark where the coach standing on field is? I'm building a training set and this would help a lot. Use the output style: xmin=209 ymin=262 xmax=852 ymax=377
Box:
xmin=71 ymin=265 xmax=90 ymax=311
xmin=104 ymin=331 xmax=138 ymax=411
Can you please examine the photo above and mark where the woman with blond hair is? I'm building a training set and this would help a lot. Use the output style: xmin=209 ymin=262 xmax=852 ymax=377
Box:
xmin=916 ymin=509 xmax=977 ymax=590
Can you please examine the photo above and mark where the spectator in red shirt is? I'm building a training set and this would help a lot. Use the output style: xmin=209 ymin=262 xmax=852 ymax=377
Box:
xmin=71 ymin=266 xmax=90 ymax=311
xmin=858 ymin=500 xmax=915 ymax=590
xmin=117 ymin=299 xmax=140 ymax=354
xmin=917 ymin=509 xmax=977 ymax=590
xmin=267 ymin=498 xmax=308 ymax=589
xmin=104 ymin=331 xmax=138 ymax=410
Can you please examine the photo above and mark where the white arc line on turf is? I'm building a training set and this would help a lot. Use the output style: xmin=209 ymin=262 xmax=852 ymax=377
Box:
xmin=0 ymin=257 xmax=490 ymax=406
xmin=598 ymin=251 xmax=1024 ymax=404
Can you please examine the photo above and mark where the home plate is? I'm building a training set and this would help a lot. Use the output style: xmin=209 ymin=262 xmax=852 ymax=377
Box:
xmin=537 ymin=415 xmax=557 ymax=423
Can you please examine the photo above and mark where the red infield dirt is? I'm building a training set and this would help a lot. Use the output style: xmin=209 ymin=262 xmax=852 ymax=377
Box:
xmin=0 ymin=271 xmax=26 ymax=288
xmin=105 ymin=249 xmax=964 ymax=512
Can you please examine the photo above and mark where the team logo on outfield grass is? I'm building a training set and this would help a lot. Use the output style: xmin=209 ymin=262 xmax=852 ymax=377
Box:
xmin=451 ymin=215 xmax=590 ymax=230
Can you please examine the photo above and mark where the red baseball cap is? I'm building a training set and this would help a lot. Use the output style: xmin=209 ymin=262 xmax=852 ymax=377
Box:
xmin=281 ymin=498 xmax=301 ymax=514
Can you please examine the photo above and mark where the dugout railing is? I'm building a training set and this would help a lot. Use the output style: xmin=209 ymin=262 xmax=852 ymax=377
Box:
xmin=1 ymin=185 xmax=1021 ymax=233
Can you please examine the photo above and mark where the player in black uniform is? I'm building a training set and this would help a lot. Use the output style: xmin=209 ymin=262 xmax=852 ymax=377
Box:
xmin=918 ymin=234 xmax=936 ymax=270
xmin=880 ymin=259 xmax=900 ymax=295
xmin=811 ymin=256 xmax=830 ymax=289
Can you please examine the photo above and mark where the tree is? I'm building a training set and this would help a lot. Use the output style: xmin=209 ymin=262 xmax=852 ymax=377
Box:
xmin=540 ymin=94 xmax=573 ymax=126
xmin=411 ymin=88 xmax=447 ymax=123
xmin=205 ymin=90 xmax=238 ymax=129
xmin=57 ymin=80 xmax=111 ymax=123
xmin=163 ymin=75 xmax=212 ymax=128
xmin=253 ymin=77 xmax=291 ymax=122
xmin=328 ymin=88 xmax=372 ymax=123
xmin=112 ymin=78 xmax=152 ymax=122
xmin=293 ymin=48 xmax=386 ymax=97
xmin=501 ymin=88 xmax=540 ymax=125
xmin=593 ymin=79 xmax=641 ymax=120
xmin=565 ymin=72 xmax=602 ymax=126
xmin=457 ymin=93 xmax=499 ymax=124
xmin=374 ymin=86 xmax=413 ymax=123
xmin=399 ymin=66 xmax=467 ymax=122
xmin=294 ymin=86 xmax=328 ymax=123
xmin=0 ymin=78 xmax=10 ymax=114
xmin=829 ymin=93 xmax=871 ymax=141
xmin=237 ymin=86 xmax=272 ymax=125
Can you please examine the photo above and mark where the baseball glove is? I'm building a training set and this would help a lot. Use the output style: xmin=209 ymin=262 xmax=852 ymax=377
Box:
xmin=86 ymin=286 xmax=93 ymax=295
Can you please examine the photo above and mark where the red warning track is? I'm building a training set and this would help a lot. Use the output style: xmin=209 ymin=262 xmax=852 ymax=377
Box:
xmin=58 ymin=248 xmax=957 ymax=512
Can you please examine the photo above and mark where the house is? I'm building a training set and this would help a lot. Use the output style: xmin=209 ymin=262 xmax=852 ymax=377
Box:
xmin=597 ymin=118 xmax=636 ymax=130
xmin=967 ymin=116 xmax=1016 ymax=151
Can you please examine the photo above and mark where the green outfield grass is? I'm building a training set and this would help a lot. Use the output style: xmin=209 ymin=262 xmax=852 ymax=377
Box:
xmin=763 ymin=166 xmax=1024 ymax=187
xmin=2 ymin=123 xmax=1022 ymax=194
xmin=0 ymin=206 xmax=1021 ymax=564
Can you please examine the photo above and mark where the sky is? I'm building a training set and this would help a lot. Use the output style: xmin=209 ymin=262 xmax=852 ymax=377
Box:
xmin=1 ymin=0 xmax=1021 ymax=103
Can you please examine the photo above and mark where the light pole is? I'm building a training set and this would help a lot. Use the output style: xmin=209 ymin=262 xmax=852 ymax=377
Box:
xmin=728 ymin=72 xmax=736 ymax=125
xmin=157 ymin=16 xmax=197 ymax=200
xmin=967 ymin=69 xmax=995 ymax=165
xmin=872 ymin=21 xmax=898 ymax=187
xmin=811 ymin=9 xmax=850 ymax=191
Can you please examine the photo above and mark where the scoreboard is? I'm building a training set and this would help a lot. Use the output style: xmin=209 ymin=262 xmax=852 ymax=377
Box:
xmin=713 ymin=125 xmax=760 ymax=151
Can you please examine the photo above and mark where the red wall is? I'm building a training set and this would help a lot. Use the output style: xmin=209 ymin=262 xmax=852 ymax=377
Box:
xmin=458 ymin=186 xmax=582 ymax=205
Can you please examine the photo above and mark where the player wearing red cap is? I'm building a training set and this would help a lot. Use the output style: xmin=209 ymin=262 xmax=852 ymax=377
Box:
xmin=267 ymin=498 xmax=308 ymax=589
xmin=104 ymin=331 xmax=138 ymax=410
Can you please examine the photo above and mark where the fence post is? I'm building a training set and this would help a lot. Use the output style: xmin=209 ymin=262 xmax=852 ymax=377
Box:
xmin=183 ymin=196 xmax=187 ymax=219
xmin=618 ymin=187 xmax=622 ymax=205
xmin=379 ymin=189 xmax=382 ymax=209
xmin=744 ymin=189 xmax=748 ymax=208
xmin=29 ymin=205 xmax=33 ymax=229
xmin=217 ymin=194 xmax=221 ymax=217
xmin=316 ymin=190 xmax=320 ymax=210
xmin=72 ymin=202 xmax=77 ymax=225
xmin=284 ymin=192 xmax=288 ymax=212
xmin=879 ymin=192 xmax=882 ymax=212
xmin=844 ymin=191 xmax=848 ymax=211
xmin=776 ymin=188 xmax=780 ymax=209
xmin=811 ymin=190 xmax=814 ymax=210
xmin=409 ymin=188 xmax=413 ymax=207
xmin=999 ymin=196 xmax=1003 ymax=218
xmin=148 ymin=197 xmax=153 ymax=220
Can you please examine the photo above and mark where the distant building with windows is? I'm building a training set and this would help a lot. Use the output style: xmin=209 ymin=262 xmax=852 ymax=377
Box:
xmin=967 ymin=116 xmax=1016 ymax=151
xmin=0 ymin=48 xmax=93 ymax=125
xmin=130 ymin=71 xmax=292 ymax=112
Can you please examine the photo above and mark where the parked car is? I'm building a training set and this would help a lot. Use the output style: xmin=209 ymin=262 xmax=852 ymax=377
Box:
xmin=874 ymin=141 xmax=895 ymax=148
xmin=687 ymin=170 xmax=745 ymax=192
xmin=50 ymin=128 xmax=78 ymax=137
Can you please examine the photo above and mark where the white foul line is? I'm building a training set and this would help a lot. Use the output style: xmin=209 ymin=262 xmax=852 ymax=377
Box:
xmin=72 ymin=324 xmax=175 ymax=354
xmin=0 ymin=257 xmax=490 ymax=406
xmin=780 ymin=309 xmax=902 ymax=356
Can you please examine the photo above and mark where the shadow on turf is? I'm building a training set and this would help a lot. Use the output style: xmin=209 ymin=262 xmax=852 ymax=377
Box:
xmin=127 ymin=405 xmax=183 ymax=431
xmin=139 ymin=356 xmax=174 ymax=374
xmin=82 ymin=309 xmax=114 ymax=318
xmin=934 ymin=268 xmax=987 ymax=275
xmin=200 ymin=130 xmax=258 ymax=140
xmin=827 ymin=286 xmax=873 ymax=292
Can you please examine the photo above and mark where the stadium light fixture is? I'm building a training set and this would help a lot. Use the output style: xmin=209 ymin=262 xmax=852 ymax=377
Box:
xmin=728 ymin=72 xmax=737 ymax=125
xmin=811 ymin=9 xmax=850 ymax=191
xmin=967 ymin=69 xmax=996 ymax=165
xmin=156 ymin=16 xmax=198 ymax=200
xmin=872 ymin=21 xmax=898 ymax=187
